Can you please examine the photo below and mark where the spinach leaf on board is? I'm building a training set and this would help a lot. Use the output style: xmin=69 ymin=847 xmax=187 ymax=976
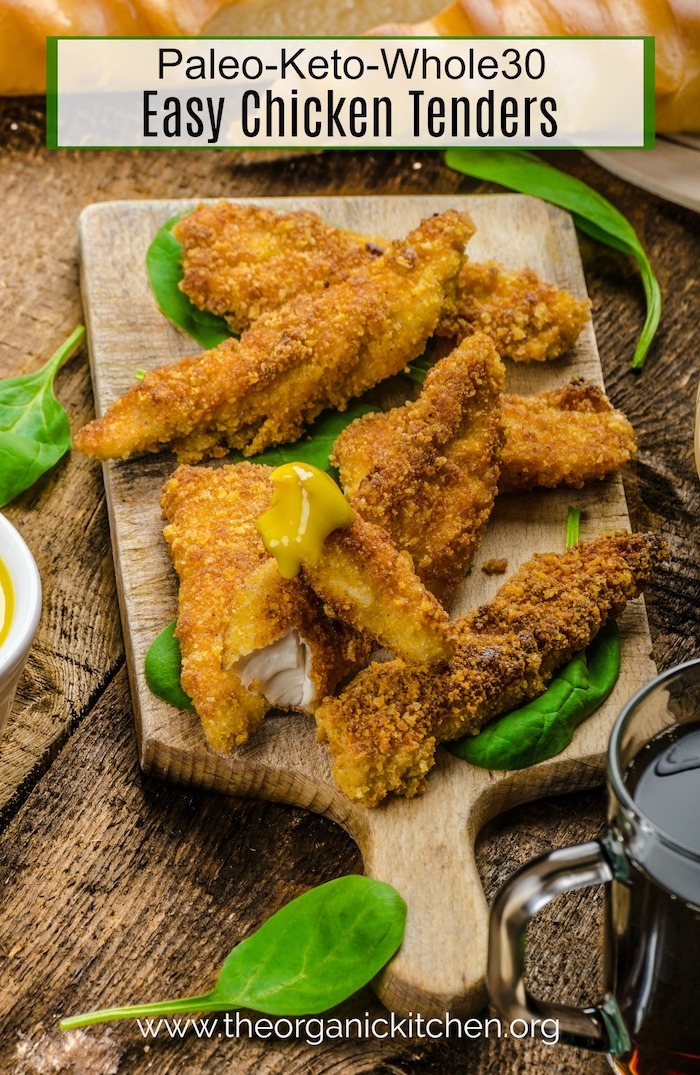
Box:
xmin=144 ymin=621 xmax=194 ymax=712
xmin=406 ymin=357 xmax=431 ymax=385
xmin=0 ymin=325 xmax=85 ymax=507
xmin=447 ymin=621 xmax=621 ymax=771
xmin=444 ymin=149 xmax=661 ymax=369
xmin=146 ymin=213 xmax=232 ymax=349
xmin=448 ymin=505 xmax=622 ymax=771
xmin=60 ymin=875 xmax=407 ymax=1029
xmin=566 ymin=505 xmax=581 ymax=549
xmin=230 ymin=401 xmax=377 ymax=474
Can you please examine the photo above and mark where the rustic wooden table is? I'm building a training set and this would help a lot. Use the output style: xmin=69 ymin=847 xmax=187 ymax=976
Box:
xmin=0 ymin=98 xmax=698 ymax=1075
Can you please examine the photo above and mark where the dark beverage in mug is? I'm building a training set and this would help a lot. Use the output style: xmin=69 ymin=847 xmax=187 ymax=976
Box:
xmin=488 ymin=663 xmax=700 ymax=1074
xmin=607 ymin=722 xmax=700 ymax=1075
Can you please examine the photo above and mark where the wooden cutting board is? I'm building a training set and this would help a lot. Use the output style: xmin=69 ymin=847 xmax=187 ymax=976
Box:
xmin=78 ymin=195 xmax=656 ymax=1019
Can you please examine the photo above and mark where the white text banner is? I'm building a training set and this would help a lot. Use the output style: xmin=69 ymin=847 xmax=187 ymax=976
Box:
xmin=48 ymin=37 xmax=652 ymax=150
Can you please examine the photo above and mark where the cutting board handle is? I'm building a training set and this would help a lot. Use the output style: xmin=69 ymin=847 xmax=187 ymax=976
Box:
xmin=354 ymin=755 xmax=493 ymax=1018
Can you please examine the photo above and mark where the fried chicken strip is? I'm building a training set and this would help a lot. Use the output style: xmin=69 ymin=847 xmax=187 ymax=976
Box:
xmin=76 ymin=210 xmax=471 ymax=463
xmin=160 ymin=463 xmax=272 ymax=751
xmin=500 ymin=380 xmax=637 ymax=492
xmin=174 ymin=201 xmax=589 ymax=360
xmin=332 ymin=334 xmax=505 ymax=603
xmin=218 ymin=465 xmax=451 ymax=713
xmin=161 ymin=463 xmax=367 ymax=749
xmin=303 ymin=516 xmax=454 ymax=665
xmin=173 ymin=201 xmax=386 ymax=333
xmin=438 ymin=261 xmax=591 ymax=362
xmin=335 ymin=373 xmax=636 ymax=549
xmin=224 ymin=511 xmax=452 ymax=682
xmin=315 ymin=532 xmax=666 ymax=806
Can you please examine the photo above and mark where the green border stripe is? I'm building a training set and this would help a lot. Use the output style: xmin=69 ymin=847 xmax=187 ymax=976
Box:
xmin=643 ymin=36 xmax=656 ymax=149
xmin=39 ymin=33 xmax=653 ymax=40
xmin=46 ymin=37 xmax=59 ymax=149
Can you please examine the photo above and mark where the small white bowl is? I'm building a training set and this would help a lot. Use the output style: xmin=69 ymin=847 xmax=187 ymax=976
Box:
xmin=0 ymin=513 xmax=42 ymax=741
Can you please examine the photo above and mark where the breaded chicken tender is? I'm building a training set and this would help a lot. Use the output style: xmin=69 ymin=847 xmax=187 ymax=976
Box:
xmin=75 ymin=210 xmax=471 ymax=463
xmin=160 ymin=463 xmax=272 ymax=751
xmin=303 ymin=516 xmax=454 ymax=665
xmin=224 ymin=511 xmax=452 ymax=695
xmin=500 ymin=380 xmax=637 ymax=492
xmin=437 ymin=261 xmax=591 ymax=362
xmin=173 ymin=202 xmax=588 ymax=361
xmin=332 ymin=334 xmax=505 ymax=603
xmin=315 ymin=532 xmax=666 ymax=806
xmin=173 ymin=201 xmax=386 ymax=333
xmin=162 ymin=464 xmax=368 ymax=746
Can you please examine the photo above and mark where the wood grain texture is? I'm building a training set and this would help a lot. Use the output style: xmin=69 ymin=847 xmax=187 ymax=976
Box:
xmin=0 ymin=103 xmax=697 ymax=1074
xmin=78 ymin=194 xmax=656 ymax=1017
xmin=0 ymin=345 xmax=124 ymax=820
xmin=0 ymin=666 xmax=602 ymax=1075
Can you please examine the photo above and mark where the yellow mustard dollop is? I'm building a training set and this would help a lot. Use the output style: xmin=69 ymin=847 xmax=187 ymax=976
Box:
xmin=258 ymin=462 xmax=355 ymax=579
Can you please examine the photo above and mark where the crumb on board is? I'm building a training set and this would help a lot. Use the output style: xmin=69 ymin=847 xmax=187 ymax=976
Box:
xmin=481 ymin=558 xmax=508 ymax=575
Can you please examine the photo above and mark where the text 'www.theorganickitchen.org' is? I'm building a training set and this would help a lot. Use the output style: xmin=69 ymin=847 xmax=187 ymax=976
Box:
xmin=134 ymin=1011 xmax=561 ymax=1046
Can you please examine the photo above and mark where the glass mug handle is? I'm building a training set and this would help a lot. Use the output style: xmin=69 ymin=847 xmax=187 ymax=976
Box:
xmin=488 ymin=839 xmax=631 ymax=1055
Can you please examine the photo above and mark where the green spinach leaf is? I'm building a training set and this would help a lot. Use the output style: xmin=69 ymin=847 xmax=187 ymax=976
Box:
xmin=566 ymin=505 xmax=581 ymax=548
xmin=230 ymin=401 xmax=377 ymax=474
xmin=406 ymin=357 xmax=431 ymax=385
xmin=447 ymin=621 xmax=621 ymax=771
xmin=144 ymin=621 xmax=194 ymax=712
xmin=146 ymin=213 xmax=232 ymax=349
xmin=448 ymin=504 xmax=621 ymax=770
xmin=0 ymin=325 xmax=85 ymax=507
xmin=60 ymin=875 xmax=407 ymax=1029
xmin=444 ymin=149 xmax=661 ymax=369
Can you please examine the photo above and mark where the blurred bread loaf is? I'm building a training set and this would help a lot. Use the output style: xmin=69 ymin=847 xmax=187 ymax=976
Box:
xmin=2 ymin=0 xmax=698 ymax=133
xmin=374 ymin=0 xmax=700 ymax=132
xmin=0 ymin=0 xmax=225 ymax=95
xmin=0 ymin=0 xmax=432 ymax=95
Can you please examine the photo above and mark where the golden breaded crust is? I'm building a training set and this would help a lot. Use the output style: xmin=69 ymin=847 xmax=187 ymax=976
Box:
xmin=481 ymin=558 xmax=508 ymax=574
xmin=172 ymin=202 xmax=588 ymax=363
xmin=174 ymin=201 xmax=384 ymax=333
xmin=438 ymin=261 xmax=591 ymax=361
xmin=320 ymin=629 xmax=543 ymax=805
xmin=332 ymin=334 xmax=505 ymax=603
xmin=315 ymin=531 xmax=666 ymax=806
xmin=160 ymin=463 xmax=272 ymax=752
xmin=500 ymin=380 xmax=637 ymax=491
xmin=74 ymin=340 xmax=244 ymax=460
xmin=303 ymin=516 xmax=454 ymax=665
xmin=75 ymin=210 xmax=472 ymax=463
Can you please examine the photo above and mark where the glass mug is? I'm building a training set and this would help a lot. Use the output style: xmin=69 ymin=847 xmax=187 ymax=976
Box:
xmin=488 ymin=661 xmax=700 ymax=1075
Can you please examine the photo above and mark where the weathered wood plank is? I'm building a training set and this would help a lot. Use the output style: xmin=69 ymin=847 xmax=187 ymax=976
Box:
xmin=0 ymin=349 xmax=124 ymax=819
xmin=0 ymin=666 xmax=607 ymax=1075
